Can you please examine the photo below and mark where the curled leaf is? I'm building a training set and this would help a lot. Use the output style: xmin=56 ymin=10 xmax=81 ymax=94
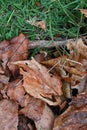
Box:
xmin=80 ymin=9 xmax=87 ymax=17
xmin=13 ymin=58 xmax=62 ymax=106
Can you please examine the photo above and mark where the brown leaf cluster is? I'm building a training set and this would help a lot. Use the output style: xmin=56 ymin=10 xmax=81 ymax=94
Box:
xmin=53 ymin=93 xmax=87 ymax=130
xmin=0 ymin=34 xmax=62 ymax=130
xmin=42 ymin=38 xmax=87 ymax=94
xmin=0 ymin=34 xmax=87 ymax=130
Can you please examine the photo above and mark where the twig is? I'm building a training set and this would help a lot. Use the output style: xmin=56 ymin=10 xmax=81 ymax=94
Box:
xmin=29 ymin=39 xmax=75 ymax=49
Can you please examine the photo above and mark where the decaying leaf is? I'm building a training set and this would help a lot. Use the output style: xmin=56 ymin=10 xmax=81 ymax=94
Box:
xmin=19 ymin=98 xmax=45 ymax=121
xmin=35 ymin=105 xmax=55 ymax=130
xmin=53 ymin=93 xmax=87 ymax=130
xmin=80 ymin=9 xmax=87 ymax=17
xmin=0 ymin=99 xmax=18 ymax=130
xmin=0 ymin=33 xmax=29 ymax=77
xmin=42 ymin=38 xmax=87 ymax=86
xmin=13 ymin=58 xmax=62 ymax=106
xmin=27 ymin=19 xmax=46 ymax=31
xmin=1 ymin=79 xmax=33 ymax=108
xmin=34 ymin=21 xmax=46 ymax=31
xmin=67 ymin=38 xmax=87 ymax=59
xmin=6 ymin=79 xmax=25 ymax=103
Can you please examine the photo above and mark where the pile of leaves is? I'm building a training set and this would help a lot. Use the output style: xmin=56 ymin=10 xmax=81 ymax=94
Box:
xmin=0 ymin=32 xmax=87 ymax=130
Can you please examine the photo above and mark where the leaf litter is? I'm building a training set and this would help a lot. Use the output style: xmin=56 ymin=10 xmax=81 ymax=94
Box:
xmin=0 ymin=32 xmax=87 ymax=130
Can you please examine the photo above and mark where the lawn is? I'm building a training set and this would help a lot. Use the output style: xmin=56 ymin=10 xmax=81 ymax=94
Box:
xmin=0 ymin=0 xmax=87 ymax=41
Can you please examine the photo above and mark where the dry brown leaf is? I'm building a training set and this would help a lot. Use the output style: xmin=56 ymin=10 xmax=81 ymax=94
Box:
xmin=80 ymin=9 xmax=87 ymax=17
xmin=42 ymin=43 xmax=87 ymax=86
xmin=1 ymin=79 xmax=33 ymax=107
xmin=34 ymin=21 xmax=46 ymax=31
xmin=19 ymin=98 xmax=45 ymax=121
xmin=71 ymin=75 xmax=87 ymax=94
xmin=35 ymin=105 xmax=55 ymax=130
xmin=76 ymin=38 xmax=87 ymax=59
xmin=0 ymin=99 xmax=18 ymax=130
xmin=67 ymin=38 xmax=87 ymax=59
xmin=42 ymin=55 xmax=67 ymax=67
xmin=0 ymin=33 xmax=29 ymax=78
xmin=64 ymin=66 xmax=86 ymax=77
xmin=27 ymin=20 xmax=46 ymax=31
xmin=19 ymin=94 xmax=32 ymax=107
xmin=6 ymin=79 xmax=25 ymax=103
xmin=53 ymin=93 xmax=87 ymax=130
xmin=13 ymin=58 xmax=62 ymax=106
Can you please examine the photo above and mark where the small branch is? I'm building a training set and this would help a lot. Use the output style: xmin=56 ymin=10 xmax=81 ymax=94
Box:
xmin=29 ymin=39 xmax=75 ymax=49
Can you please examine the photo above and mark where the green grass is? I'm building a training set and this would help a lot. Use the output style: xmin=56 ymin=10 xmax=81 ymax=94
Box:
xmin=0 ymin=0 xmax=87 ymax=41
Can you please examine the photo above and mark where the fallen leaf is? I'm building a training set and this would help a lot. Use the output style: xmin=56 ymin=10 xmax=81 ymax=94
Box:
xmin=19 ymin=98 xmax=45 ymax=121
xmin=0 ymin=33 xmax=29 ymax=77
xmin=76 ymin=38 xmax=87 ymax=59
xmin=13 ymin=58 xmax=62 ymax=106
xmin=0 ymin=99 xmax=18 ymax=130
xmin=71 ymin=75 xmax=87 ymax=94
xmin=35 ymin=105 xmax=55 ymax=130
xmin=53 ymin=93 xmax=87 ymax=130
xmin=7 ymin=79 xmax=25 ymax=103
xmin=67 ymin=38 xmax=87 ymax=59
xmin=42 ymin=48 xmax=86 ymax=86
xmin=27 ymin=20 xmax=46 ymax=31
xmin=35 ymin=21 xmax=46 ymax=31
xmin=80 ymin=9 xmax=87 ymax=17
